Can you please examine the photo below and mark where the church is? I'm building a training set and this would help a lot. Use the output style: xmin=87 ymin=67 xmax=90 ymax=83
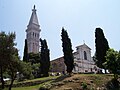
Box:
xmin=73 ymin=43 xmax=98 ymax=73
xmin=51 ymin=43 xmax=98 ymax=73
xmin=25 ymin=6 xmax=98 ymax=73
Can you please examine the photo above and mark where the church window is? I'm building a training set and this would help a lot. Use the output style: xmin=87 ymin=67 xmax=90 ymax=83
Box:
xmin=35 ymin=33 xmax=36 ymax=37
xmin=84 ymin=51 xmax=87 ymax=60
xmin=30 ymin=32 xmax=31 ymax=37
xmin=33 ymin=32 xmax=34 ymax=37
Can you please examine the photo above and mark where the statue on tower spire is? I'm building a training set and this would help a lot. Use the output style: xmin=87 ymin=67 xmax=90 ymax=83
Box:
xmin=32 ymin=5 xmax=36 ymax=12
xmin=34 ymin=5 xmax=35 ymax=9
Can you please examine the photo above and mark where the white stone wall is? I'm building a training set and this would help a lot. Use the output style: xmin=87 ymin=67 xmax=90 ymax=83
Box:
xmin=73 ymin=43 xmax=97 ymax=73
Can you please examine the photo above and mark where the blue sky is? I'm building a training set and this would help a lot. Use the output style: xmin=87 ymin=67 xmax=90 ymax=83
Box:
xmin=0 ymin=0 xmax=120 ymax=60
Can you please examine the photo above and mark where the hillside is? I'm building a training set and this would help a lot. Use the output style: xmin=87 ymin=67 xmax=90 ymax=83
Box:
xmin=12 ymin=74 xmax=120 ymax=90
xmin=39 ymin=74 xmax=119 ymax=90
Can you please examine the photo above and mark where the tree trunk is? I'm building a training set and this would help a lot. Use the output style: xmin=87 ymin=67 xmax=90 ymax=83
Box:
xmin=0 ymin=66 xmax=4 ymax=89
xmin=104 ymin=69 xmax=107 ymax=74
xmin=9 ymin=75 xmax=15 ymax=90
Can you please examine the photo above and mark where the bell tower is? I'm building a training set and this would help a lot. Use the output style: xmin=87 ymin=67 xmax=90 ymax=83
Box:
xmin=26 ymin=5 xmax=41 ymax=53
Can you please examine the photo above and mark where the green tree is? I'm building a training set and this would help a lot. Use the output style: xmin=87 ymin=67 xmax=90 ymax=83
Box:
xmin=23 ymin=39 xmax=28 ymax=62
xmin=104 ymin=49 xmax=120 ymax=80
xmin=31 ymin=63 xmax=40 ymax=78
xmin=95 ymin=28 xmax=109 ymax=73
xmin=61 ymin=27 xmax=74 ymax=74
xmin=28 ymin=53 xmax=40 ymax=64
xmin=19 ymin=61 xmax=33 ymax=80
xmin=40 ymin=38 xmax=50 ymax=77
xmin=7 ymin=48 xmax=21 ymax=90
xmin=28 ymin=53 xmax=41 ymax=78
xmin=0 ymin=32 xmax=16 ymax=89
xmin=0 ymin=32 xmax=33 ymax=89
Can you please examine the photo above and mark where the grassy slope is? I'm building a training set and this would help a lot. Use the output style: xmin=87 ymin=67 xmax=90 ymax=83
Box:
xmin=4 ymin=74 xmax=115 ymax=90
xmin=3 ymin=76 xmax=58 ymax=90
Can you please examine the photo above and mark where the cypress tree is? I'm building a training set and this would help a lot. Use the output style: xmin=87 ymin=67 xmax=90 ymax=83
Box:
xmin=61 ymin=27 xmax=74 ymax=74
xmin=23 ymin=39 xmax=28 ymax=62
xmin=95 ymin=28 xmax=109 ymax=72
xmin=40 ymin=38 xmax=50 ymax=77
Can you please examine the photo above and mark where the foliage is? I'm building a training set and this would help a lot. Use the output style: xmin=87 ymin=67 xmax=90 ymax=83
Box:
xmin=7 ymin=47 xmax=22 ymax=90
xmin=19 ymin=62 xmax=34 ymax=80
xmin=104 ymin=49 xmax=120 ymax=79
xmin=0 ymin=32 xmax=33 ymax=90
xmin=27 ymin=52 xmax=41 ymax=78
xmin=61 ymin=27 xmax=74 ymax=74
xmin=40 ymin=38 xmax=50 ymax=77
xmin=32 ymin=63 xmax=40 ymax=78
xmin=23 ymin=39 xmax=28 ymax=62
xmin=81 ymin=82 xmax=88 ymax=90
xmin=106 ymin=78 xmax=120 ymax=90
xmin=28 ymin=52 xmax=40 ymax=64
xmin=95 ymin=28 xmax=109 ymax=70
xmin=0 ymin=32 xmax=16 ymax=89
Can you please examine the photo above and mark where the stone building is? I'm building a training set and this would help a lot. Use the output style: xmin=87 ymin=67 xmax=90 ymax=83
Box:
xmin=26 ymin=5 xmax=41 ymax=53
xmin=51 ymin=43 xmax=98 ymax=73
xmin=50 ymin=57 xmax=66 ymax=73
xmin=73 ymin=43 xmax=97 ymax=73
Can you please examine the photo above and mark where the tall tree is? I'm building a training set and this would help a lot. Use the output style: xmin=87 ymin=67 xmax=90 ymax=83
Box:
xmin=0 ymin=32 xmax=16 ymax=89
xmin=0 ymin=32 xmax=33 ymax=90
xmin=23 ymin=39 xmax=28 ymax=62
xmin=0 ymin=32 xmax=7 ymax=89
xmin=7 ymin=48 xmax=21 ymax=90
xmin=40 ymin=38 xmax=50 ymax=77
xmin=95 ymin=28 xmax=109 ymax=72
xmin=61 ymin=27 xmax=74 ymax=74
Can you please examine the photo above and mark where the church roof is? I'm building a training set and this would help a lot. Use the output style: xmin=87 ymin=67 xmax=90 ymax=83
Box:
xmin=28 ymin=5 xmax=39 ymax=26
xmin=76 ymin=43 xmax=91 ymax=50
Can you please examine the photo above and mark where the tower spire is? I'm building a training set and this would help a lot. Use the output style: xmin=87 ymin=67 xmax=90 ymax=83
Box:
xmin=26 ymin=5 xmax=41 ymax=54
xmin=28 ymin=5 xmax=39 ymax=26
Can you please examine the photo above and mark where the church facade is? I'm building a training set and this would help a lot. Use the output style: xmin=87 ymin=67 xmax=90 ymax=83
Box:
xmin=51 ymin=43 xmax=98 ymax=73
xmin=73 ymin=43 xmax=97 ymax=73
xmin=26 ymin=5 xmax=41 ymax=53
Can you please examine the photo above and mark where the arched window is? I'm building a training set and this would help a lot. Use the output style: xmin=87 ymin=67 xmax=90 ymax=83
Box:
xmin=84 ymin=51 xmax=87 ymax=60
xmin=33 ymin=32 xmax=34 ymax=37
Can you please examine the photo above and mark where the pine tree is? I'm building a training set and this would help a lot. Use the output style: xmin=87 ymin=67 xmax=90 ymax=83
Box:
xmin=95 ymin=28 xmax=109 ymax=72
xmin=40 ymin=38 xmax=50 ymax=77
xmin=23 ymin=39 xmax=28 ymax=62
xmin=61 ymin=27 xmax=74 ymax=74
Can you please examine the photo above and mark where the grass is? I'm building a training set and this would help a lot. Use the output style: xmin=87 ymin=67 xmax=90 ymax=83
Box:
xmin=2 ymin=76 xmax=59 ymax=90
xmin=12 ymin=85 xmax=40 ymax=90
xmin=12 ymin=79 xmax=55 ymax=90
xmin=14 ymin=76 xmax=58 ymax=84
xmin=2 ymin=74 xmax=116 ymax=90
